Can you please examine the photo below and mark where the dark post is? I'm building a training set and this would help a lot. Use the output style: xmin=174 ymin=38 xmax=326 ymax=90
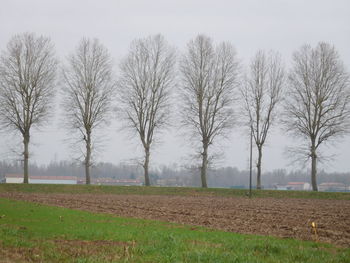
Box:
xmin=249 ymin=125 xmax=253 ymax=197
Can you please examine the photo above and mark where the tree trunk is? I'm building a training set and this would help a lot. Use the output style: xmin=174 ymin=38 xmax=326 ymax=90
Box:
xmin=144 ymin=147 xmax=150 ymax=186
xmin=85 ymin=131 xmax=91 ymax=185
xmin=23 ymin=134 xmax=30 ymax=184
xmin=256 ymin=146 xmax=262 ymax=190
xmin=311 ymin=143 xmax=318 ymax=191
xmin=200 ymin=144 xmax=208 ymax=188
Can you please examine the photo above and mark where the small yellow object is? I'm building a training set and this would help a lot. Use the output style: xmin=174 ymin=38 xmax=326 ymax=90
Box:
xmin=311 ymin=221 xmax=318 ymax=242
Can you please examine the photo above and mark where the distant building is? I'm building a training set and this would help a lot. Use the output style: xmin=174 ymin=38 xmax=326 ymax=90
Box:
xmin=287 ymin=182 xmax=311 ymax=191
xmin=156 ymin=178 xmax=184 ymax=187
xmin=77 ymin=178 xmax=142 ymax=186
xmin=5 ymin=174 xmax=77 ymax=184
xmin=318 ymin=182 xmax=346 ymax=192
xmin=274 ymin=182 xmax=311 ymax=191
xmin=274 ymin=184 xmax=288 ymax=190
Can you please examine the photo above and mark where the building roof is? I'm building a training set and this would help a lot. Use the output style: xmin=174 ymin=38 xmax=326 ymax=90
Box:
xmin=80 ymin=178 xmax=141 ymax=184
xmin=5 ymin=174 xmax=77 ymax=180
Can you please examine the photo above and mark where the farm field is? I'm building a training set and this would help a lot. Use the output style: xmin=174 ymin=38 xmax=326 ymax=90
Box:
xmin=0 ymin=184 xmax=350 ymax=262
xmin=0 ymin=198 xmax=349 ymax=263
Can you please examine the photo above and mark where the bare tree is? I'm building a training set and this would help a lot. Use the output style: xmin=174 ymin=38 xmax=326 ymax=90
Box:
xmin=180 ymin=35 xmax=239 ymax=188
xmin=0 ymin=33 xmax=57 ymax=183
xmin=284 ymin=42 xmax=350 ymax=191
xmin=241 ymin=50 xmax=284 ymax=189
xmin=61 ymin=38 xmax=114 ymax=185
xmin=117 ymin=35 xmax=176 ymax=186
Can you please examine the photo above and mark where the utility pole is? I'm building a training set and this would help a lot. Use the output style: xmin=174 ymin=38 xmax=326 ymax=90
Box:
xmin=249 ymin=125 xmax=253 ymax=197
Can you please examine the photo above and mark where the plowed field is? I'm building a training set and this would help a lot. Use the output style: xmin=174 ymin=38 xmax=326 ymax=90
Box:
xmin=1 ymin=192 xmax=349 ymax=247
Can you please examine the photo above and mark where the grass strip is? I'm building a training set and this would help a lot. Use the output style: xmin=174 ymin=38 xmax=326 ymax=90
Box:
xmin=0 ymin=184 xmax=350 ymax=200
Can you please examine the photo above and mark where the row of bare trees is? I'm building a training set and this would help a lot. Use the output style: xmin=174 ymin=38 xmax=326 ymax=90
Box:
xmin=0 ymin=33 xmax=349 ymax=191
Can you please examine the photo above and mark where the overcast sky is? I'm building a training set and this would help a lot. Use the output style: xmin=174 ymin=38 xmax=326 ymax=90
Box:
xmin=0 ymin=0 xmax=350 ymax=172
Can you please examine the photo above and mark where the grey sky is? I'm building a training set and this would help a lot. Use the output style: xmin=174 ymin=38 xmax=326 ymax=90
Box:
xmin=0 ymin=0 xmax=350 ymax=172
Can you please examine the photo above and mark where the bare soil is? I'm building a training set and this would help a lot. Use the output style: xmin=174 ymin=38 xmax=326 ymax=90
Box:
xmin=1 ymin=192 xmax=349 ymax=247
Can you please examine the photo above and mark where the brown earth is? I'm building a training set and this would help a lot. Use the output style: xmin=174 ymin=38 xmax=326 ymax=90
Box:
xmin=1 ymin=192 xmax=349 ymax=247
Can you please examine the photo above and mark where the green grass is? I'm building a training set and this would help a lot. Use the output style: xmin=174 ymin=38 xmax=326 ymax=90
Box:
xmin=0 ymin=183 xmax=350 ymax=200
xmin=0 ymin=198 xmax=349 ymax=262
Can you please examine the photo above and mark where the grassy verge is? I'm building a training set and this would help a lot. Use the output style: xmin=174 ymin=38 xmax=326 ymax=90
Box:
xmin=0 ymin=198 xmax=349 ymax=262
xmin=0 ymin=183 xmax=350 ymax=200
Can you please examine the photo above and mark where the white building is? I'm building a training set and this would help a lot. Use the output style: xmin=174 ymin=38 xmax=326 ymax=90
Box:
xmin=274 ymin=182 xmax=311 ymax=191
xmin=5 ymin=174 xmax=23 ymax=183
xmin=319 ymin=182 xmax=347 ymax=192
xmin=5 ymin=174 xmax=77 ymax=184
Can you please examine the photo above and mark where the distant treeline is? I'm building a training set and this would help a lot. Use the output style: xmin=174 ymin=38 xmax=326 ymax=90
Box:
xmin=0 ymin=160 xmax=349 ymax=188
